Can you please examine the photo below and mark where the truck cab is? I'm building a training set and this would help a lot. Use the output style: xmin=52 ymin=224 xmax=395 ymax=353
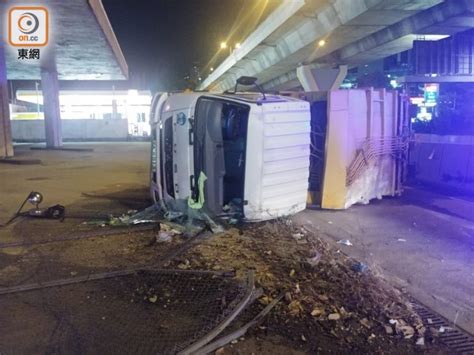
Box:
xmin=150 ymin=90 xmax=311 ymax=221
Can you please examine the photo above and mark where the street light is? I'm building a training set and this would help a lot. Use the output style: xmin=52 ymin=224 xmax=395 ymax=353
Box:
xmin=318 ymin=39 xmax=326 ymax=47
xmin=219 ymin=41 xmax=241 ymax=55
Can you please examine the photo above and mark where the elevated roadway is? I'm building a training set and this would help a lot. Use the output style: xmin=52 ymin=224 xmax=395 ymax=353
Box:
xmin=198 ymin=0 xmax=474 ymax=92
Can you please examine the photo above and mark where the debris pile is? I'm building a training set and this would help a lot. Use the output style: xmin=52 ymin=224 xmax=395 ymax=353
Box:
xmin=167 ymin=220 xmax=447 ymax=353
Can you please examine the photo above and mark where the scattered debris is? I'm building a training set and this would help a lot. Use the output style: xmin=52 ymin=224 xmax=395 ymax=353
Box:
xmin=397 ymin=238 xmax=407 ymax=242
xmin=162 ymin=221 xmax=434 ymax=353
xmin=292 ymin=232 xmax=304 ymax=240
xmin=351 ymin=262 xmax=369 ymax=273
xmin=318 ymin=294 xmax=329 ymax=302
xmin=164 ymin=210 xmax=183 ymax=221
xmin=1 ymin=208 xmax=446 ymax=353
xmin=311 ymin=308 xmax=323 ymax=317
xmin=416 ymin=337 xmax=425 ymax=346
xmin=31 ymin=204 xmax=66 ymax=220
xmin=397 ymin=324 xmax=415 ymax=339
xmin=259 ymin=295 xmax=273 ymax=305
xmin=177 ymin=259 xmax=191 ymax=270
xmin=360 ymin=318 xmax=371 ymax=329
xmin=288 ymin=300 xmax=303 ymax=316
xmin=306 ymin=251 xmax=322 ymax=266
xmin=439 ymin=326 xmax=453 ymax=333
xmin=0 ymin=191 xmax=65 ymax=227
xmin=337 ymin=239 xmax=353 ymax=246
xmin=148 ymin=295 xmax=158 ymax=303
xmin=156 ymin=231 xmax=173 ymax=243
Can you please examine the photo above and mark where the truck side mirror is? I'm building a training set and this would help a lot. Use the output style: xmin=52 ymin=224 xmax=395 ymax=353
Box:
xmin=234 ymin=76 xmax=266 ymax=100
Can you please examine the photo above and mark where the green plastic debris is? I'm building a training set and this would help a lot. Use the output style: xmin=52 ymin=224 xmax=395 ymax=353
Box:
xmin=188 ymin=171 xmax=207 ymax=209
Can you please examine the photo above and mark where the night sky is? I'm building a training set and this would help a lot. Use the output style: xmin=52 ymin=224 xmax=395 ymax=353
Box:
xmin=103 ymin=0 xmax=281 ymax=92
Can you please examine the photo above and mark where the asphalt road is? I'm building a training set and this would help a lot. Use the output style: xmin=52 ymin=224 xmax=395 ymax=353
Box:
xmin=294 ymin=186 xmax=474 ymax=335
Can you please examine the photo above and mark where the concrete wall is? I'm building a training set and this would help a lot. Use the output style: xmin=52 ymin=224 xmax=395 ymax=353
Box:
xmin=11 ymin=119 xmax=129 ymax=141
xmin=411 ymin=134 xmax=474 ymax=194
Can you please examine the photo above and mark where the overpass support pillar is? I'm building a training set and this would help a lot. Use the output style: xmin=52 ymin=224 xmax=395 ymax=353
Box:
xmin=297 ymin=65 xmax=347 ymax=92
xmin=41 ymin=50 xmax=62 ymax=148
xmin=0 ymin=32 xmax=13 ymax=158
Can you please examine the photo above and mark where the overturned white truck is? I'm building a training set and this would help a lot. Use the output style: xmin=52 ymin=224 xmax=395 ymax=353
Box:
xmin=149 ymin=77 xmax=408 ymax=221
xmin=149 ymin=78 xmax=311 ymax=221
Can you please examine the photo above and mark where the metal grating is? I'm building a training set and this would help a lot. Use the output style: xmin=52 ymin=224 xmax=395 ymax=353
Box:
xmin=0 ymin=269 xmax=254 ymax=355
xmin=412 ymin=302 xmax=474 ymax=355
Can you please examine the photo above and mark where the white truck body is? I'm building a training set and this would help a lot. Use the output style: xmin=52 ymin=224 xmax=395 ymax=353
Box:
xmin=150 ymin=91 xmax=310 ymax=221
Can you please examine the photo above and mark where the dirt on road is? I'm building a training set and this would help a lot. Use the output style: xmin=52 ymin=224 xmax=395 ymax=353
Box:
xmin=166 ymin=220 xmax=449 ymax=354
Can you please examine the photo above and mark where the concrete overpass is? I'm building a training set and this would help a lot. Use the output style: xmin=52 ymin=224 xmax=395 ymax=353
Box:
xmin=0 ymin=0 xmax=128 ymax=158
xmin=198 ymin=0 xmax=474 ymax=92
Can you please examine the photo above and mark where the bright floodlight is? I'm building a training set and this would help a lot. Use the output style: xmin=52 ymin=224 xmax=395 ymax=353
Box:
xmin=210 ymin=67 xmax=214 ymax=72
xmin=220 ymin=42 xmax=227 ymax=49
xmin=235 ymin=43 xmax=241 ymax=49
xmin=318 ymin=39 xmax=326 ymax=47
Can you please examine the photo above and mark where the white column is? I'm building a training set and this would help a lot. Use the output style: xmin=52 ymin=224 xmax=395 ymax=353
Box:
xmin=40 ymin=48 xmax=62 ymax=148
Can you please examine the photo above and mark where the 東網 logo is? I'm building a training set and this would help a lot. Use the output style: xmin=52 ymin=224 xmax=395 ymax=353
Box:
xmin=8 ymin=7 xmax=49 ymax=47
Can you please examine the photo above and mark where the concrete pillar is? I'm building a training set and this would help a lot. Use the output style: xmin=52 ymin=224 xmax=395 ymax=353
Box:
xmin=112 ymin=99 xmax=118 ymax=119
xmin=297 ymin=65 xmax=348 ymax=92
xmin=41 ymin=50 xmax=62 ymax=148
xmin=0 ymin=21 xmax=14 ymax=158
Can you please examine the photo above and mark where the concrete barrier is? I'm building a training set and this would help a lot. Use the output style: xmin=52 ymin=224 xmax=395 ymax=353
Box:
xmin=411 ymin=134 xmax=474 ymax=194
xmin=12 ymin=119 xmax=129 ymax=141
